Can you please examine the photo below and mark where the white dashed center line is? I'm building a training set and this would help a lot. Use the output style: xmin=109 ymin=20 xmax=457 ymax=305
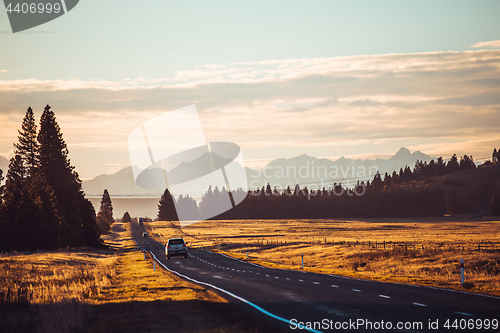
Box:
xmin=352 ymin=289 xmax=361 ymax=292
xmin=379 ymin=295 xmax=391 ymax=299
xmin=331 ymin=285 xmax=338 ymax=288
xmin=299 ymin=279 xmax=304 ymax=282
xmin=313 ymin=282 xmax=320 ymax=285
xmin=413 ymin=302 xmax=427 ymax=307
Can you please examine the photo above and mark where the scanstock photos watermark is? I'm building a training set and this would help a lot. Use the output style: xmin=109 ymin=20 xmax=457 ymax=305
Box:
xmin=128 ymin=105 xmax=248 ymax=227
xmin=3 ymin=0 xmax=79 ymax=33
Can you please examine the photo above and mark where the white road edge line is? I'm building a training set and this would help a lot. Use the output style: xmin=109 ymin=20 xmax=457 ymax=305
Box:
xmin=148 ymin=251 xmax=323 ymax=333
xmin=454 ymin=311 xmax=474 ymax=317
xmin=131 ymin=234 xmax=323 ymax=333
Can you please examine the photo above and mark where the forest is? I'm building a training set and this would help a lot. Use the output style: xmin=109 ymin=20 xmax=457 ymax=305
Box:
xmin=0 ymin=106 xmax=112 ymax=252
xmin=158 ymin=149 xmax=500 ymax=221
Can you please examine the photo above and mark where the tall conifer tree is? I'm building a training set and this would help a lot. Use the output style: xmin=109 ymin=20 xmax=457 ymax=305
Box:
xmin=158 ymin=188 xmax=178 ymax=221
xmin=14 ymin=107 xmax=39 ymax=174
xmin=37 ymin=105 xmax=100 ymax=247
xmin=96 ymin=189 xmax=114 ymax=234
xmin=0 ymin=107 xmax=61 ymax=251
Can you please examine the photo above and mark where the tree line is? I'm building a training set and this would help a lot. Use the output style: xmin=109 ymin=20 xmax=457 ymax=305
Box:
xmin=158 ymin=150 xmax=500 ymax=221
xmin=0 ymin=106 xmax=112 ymax=252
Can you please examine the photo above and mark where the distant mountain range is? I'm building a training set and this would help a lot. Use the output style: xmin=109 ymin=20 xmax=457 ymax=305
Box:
xmin=246 ymin=147 xmax=432 ymax=190
xmin=82 ymin=147 xmax=433 ymax=197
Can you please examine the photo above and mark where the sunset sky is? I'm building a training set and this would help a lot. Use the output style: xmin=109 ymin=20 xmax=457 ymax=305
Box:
xmin=1 ymin=0 xmax=500 ymax=180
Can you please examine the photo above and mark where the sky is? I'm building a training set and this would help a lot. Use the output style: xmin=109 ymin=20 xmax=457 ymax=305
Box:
xmin=1 ymin=0 xmax=500 ymax=180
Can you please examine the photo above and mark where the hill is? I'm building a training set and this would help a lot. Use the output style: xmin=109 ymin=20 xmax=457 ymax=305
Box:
xmin=404 ymin=163 xmax=500 ymax=216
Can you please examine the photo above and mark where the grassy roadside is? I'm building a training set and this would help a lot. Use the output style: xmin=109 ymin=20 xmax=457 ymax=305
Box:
xmin=90 ymin=250 xmax=279 ymax=333
xmin=1 ymin=222 xmax=284 ymax=333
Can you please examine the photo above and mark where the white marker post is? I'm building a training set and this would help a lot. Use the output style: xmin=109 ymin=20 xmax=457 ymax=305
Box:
xmin=154 ymin=260 xmax=156 ymax=272
xmin=460 ymin=259 xmax=464 ymax=285
xmin=301 ymin=253 xmax=304 ymax=269
xmin=247 ymin=251 xmax=249 ymax=258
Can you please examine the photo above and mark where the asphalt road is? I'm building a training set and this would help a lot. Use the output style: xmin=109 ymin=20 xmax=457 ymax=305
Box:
xmin=133 ymin=224 xmax=500 ymax=332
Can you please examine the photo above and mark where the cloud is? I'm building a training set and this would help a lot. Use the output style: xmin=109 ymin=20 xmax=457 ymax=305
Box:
xmin=471 ymin=40 xmax=500 ymax=48
xmin=0 ymin=49 xmax=499 ymax=179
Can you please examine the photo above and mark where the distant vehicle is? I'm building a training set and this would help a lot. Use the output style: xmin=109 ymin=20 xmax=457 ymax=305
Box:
xmin=142 ymin=232 xmax=148 ymax=237
xmin=166 ymin=238 xmax=188 ymax=259
xmin=138 ymin=217 xmax=144 ymax=225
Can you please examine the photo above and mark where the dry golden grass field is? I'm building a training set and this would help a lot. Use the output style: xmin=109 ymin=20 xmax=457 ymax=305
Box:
xmin=147 ymin=217 xmax=500 ymax=297
xmin=0 ymin=222 xmax=282 ymax=333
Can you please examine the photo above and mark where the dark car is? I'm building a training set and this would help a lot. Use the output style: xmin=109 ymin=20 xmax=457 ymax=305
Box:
xmin=166 ymin=238 xmax=188 ymax=259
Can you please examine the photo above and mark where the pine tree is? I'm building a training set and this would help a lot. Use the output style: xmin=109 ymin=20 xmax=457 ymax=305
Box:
xmin=158 ymin=188 xmax=178 ymax=221
xmin=37 ymin=105 xmax=100 ymax=247
xmin=447 ymin=154 xmax=459 ymax=172
xmin=14 ymin=107 xmax=39 ymax=174
xmin=265 ymin=183 xmax=272 ymax=196
xmin=199 ymin=185 xmax=214 ymax=219
xmin=122 ymin=211 xmax=132 ymax=222
xmin=459 ymin=155 xmax=476 ymax=170
xmin=0 ymin=107 xmax=65 ymax=252
xmin=96 ymin=189 xmax=114 ymax=234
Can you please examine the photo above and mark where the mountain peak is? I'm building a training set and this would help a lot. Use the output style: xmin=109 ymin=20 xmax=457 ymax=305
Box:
xmin=390 ymin=147 xmax=411 ymax=160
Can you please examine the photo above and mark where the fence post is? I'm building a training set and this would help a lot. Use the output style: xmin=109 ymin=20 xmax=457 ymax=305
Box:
xmin=218 ymin=245 xmax=220 ymax=252
xmin=460 ymin=259 xmax=464 ymax=285
xmin=301 ymin=253 xmax=304 ymax=269
xmin=247 ymin=251 xmax=249 ymax=259
xmin=154 ymin=260 xmax=156 ymax=272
